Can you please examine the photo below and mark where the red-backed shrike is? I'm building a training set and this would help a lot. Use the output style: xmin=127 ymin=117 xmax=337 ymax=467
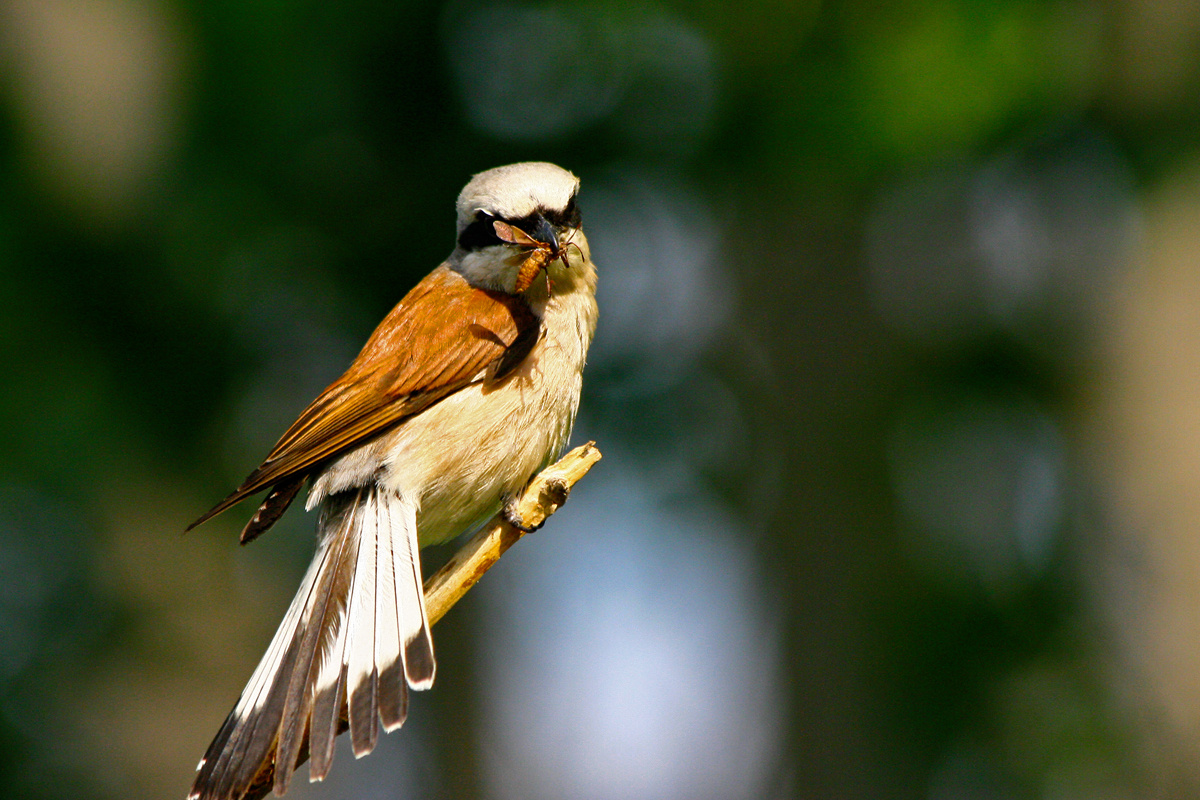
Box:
xmin=187 ymin=162 xmax=598 ymax=800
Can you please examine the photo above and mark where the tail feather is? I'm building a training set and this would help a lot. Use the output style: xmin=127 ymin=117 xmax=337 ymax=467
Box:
xmin=272 ymin=490 xmax=361 ymax=795
xmin=307 ymin=644 xmax=348 ymax=782
xmin=344 ymin=490 xmax=380 ymax=757
xmin=192 ymin=542 xmax=326 ymax=800
xmin=398 ymin=498 xmax=435 ymax=689
xmin=189 ymin=486 xmax=435 ymax=800
xmin=374 ymin=494 xmax=406 ymax=731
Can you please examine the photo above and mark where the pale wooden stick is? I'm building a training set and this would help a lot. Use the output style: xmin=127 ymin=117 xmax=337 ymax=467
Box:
xmin=424 ymin=440 xmax=602 ymax=624
xmin=241 ymin=442 xmax=602 ymax=800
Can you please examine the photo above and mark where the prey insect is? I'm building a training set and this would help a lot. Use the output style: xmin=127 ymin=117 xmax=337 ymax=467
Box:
xmin=493 ymin=220 xmax=584 ymax=294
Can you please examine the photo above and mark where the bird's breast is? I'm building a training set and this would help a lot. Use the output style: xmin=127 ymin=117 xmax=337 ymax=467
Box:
xmin=380 ymin=287 xmax=595 ymax=547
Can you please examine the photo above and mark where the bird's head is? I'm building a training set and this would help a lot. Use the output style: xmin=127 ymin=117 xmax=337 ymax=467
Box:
xmin=451 ymin=162 xmax=589 ymax=296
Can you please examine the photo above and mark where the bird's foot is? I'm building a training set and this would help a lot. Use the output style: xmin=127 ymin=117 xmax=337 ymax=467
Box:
xmin=502 ymin=499 xmax=541 ymax=533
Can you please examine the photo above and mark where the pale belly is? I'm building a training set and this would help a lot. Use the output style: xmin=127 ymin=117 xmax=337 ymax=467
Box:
xmin=376 ymin=335 xmax=583 ymax=547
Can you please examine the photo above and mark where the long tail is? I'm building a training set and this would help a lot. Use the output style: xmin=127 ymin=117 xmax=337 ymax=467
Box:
xmin=189 ymin=487 xmax=436 ymax=800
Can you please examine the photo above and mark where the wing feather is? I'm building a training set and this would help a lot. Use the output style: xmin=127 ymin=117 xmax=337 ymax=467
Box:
xmin=187 ymin=265 xmax=539 ymax=531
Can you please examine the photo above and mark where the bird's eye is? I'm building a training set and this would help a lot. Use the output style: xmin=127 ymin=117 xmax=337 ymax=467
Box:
xmin=564 ymin=196 xmax=581 ymax=228
xmin=458 ymin=212 xmax=503 ymax=251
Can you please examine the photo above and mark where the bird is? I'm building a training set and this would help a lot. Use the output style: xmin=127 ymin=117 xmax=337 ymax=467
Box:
xmin=186 ymin=162 xmax=598 ymax=800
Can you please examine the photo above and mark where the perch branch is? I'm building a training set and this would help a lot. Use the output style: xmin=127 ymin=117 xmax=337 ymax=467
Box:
xmin=424 ymin=440 xmax=601 ymax=624
xmin=239 ymin=442 xmax=602 ymax=800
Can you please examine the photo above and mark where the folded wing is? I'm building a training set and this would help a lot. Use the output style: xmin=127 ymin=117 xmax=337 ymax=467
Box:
xmin=187 ymin=264 xmax=539 ymax=533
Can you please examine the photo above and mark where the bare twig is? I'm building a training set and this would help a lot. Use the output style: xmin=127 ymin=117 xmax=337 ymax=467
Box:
xmin=240 ymin=442 xmax=602 ymax=800
xmin=424 ymin=440 xmax=601 ymax=624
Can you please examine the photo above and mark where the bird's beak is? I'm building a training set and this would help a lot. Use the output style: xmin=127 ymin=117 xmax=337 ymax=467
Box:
xmin=530 ymin=214 xmax=559 ymax=252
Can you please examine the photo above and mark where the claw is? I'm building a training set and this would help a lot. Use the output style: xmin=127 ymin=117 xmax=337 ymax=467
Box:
xmin=502 ymin=500 xmax=540 ymax=533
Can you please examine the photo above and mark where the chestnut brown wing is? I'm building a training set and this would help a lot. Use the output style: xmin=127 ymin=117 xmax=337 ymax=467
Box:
xmin=188 ymin=265 xmax=539 ymax=531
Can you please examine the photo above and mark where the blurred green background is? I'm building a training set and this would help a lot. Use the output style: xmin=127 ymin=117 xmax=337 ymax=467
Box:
xmin=3 ymin=0 xmax=1200 ymax=798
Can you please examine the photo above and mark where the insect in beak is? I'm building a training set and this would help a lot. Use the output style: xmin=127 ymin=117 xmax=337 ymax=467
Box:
xmin=493 ymin=218 xmax=582 ymax=295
